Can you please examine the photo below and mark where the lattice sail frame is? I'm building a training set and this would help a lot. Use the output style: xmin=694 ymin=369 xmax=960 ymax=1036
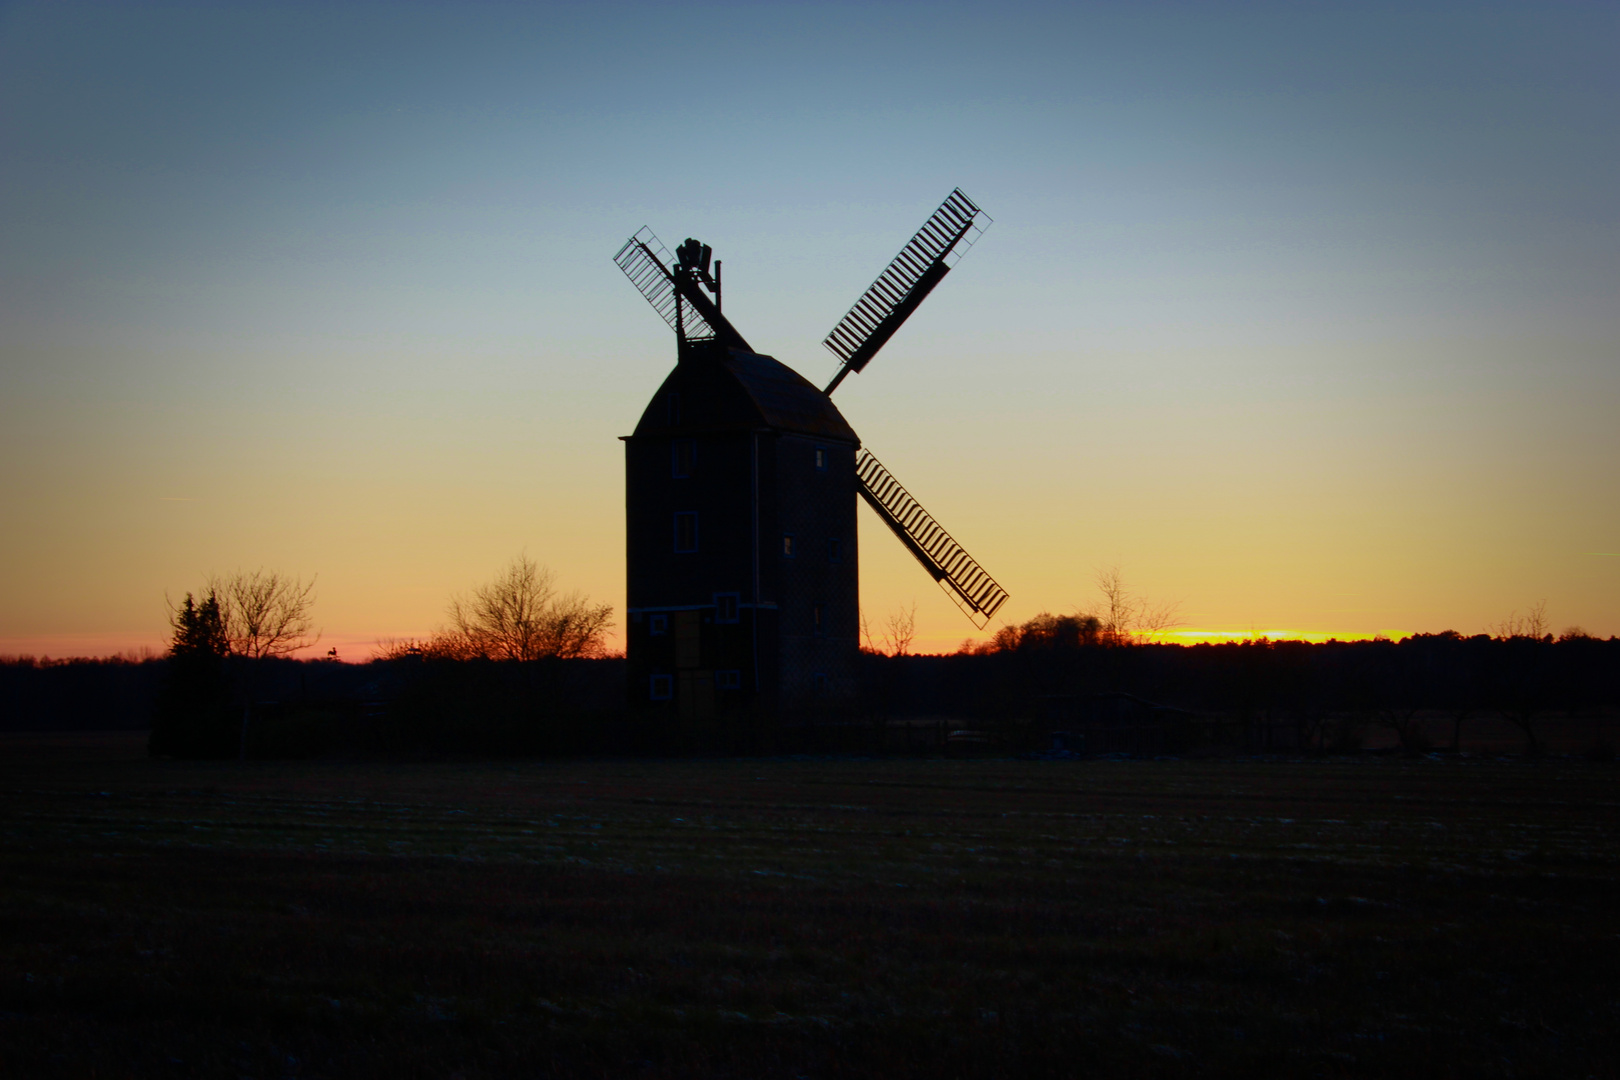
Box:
xmin=822 ymin=189 xmax=991 ymax=388
xmin=856 ymin=449 xmax=1008 ymax=629
xmin=613 ymin=227 xmax=717 ymax=343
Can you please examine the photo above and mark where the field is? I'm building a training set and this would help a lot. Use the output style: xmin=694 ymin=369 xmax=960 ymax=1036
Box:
xmin=3 ymin=736 xmax=1617 ymax=1078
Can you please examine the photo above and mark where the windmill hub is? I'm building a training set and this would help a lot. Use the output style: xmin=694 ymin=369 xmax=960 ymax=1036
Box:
xmin=613 ymin=191 xmax=1005 ymax=727
xmin=675 ymin=239 xmax=711 ymax=273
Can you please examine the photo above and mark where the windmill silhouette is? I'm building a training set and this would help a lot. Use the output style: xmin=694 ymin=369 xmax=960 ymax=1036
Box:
xmin=615 ymin=189 xmax=1006 ymax=725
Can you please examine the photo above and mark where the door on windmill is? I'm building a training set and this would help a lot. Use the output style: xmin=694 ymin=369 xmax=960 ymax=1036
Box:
xmin=678 ymin=669 xmax=716 ymax=720
xmin=675 ymin=610 xmax=701 ymax=669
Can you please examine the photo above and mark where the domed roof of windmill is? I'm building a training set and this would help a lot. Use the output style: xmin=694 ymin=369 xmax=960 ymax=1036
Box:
xmin=632 ymin=343 xmax=859 ymax=443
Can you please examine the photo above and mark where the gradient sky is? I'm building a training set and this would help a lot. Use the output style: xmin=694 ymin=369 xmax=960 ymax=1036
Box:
xmin=2 ymin=1 xmax=1616 ymax=658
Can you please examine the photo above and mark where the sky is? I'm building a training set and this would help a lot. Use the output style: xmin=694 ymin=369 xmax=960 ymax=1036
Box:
xmin=2 ymin=0 xmax=1616 ymax=659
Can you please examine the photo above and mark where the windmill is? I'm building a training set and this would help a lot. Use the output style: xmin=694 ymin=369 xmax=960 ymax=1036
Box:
xmin=615 ymin=189 xmax=1006 ymax=723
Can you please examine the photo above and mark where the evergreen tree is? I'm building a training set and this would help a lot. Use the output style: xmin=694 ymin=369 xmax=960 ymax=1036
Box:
xmin=149 ymin=590 xmax=234 ymax=757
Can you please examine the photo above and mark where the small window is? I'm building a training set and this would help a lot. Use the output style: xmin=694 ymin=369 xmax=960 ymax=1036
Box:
xmin=672 ymin=439 xmax=695 ymax=478
xmin=782 ymin=534 xmax=795 ymax=558
xmin=649 ymin=613 xmax=668 ymax=635
xmin=674 ymin=512 xmax=698 ymax=552
xmin=667 ymin=391 xmax=681 ymax=425
xmin=813 ymin=604 xmax=825 ymax=636
xmin=650 ymin=674 xmax=673 ymax=700
xmin=717 ymin=669 xmax=742 ymax=690
xmin=827 ymin=538 xmax=842 ymax=563
xmin=715 ymin=593 xmax=739 ymax=623
xmin=812 ymin=672 xmax=829 ymax=693
xmin=814 ymin=446 xmax=827 ymax=471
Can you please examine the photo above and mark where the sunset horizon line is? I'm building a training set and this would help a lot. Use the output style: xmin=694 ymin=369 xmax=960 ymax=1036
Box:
xmin=6 ymin=623 xmax=1595 ymax=665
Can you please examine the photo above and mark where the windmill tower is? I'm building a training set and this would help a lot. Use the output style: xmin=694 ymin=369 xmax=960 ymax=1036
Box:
xmin=615 ymin=190 xmax=1008 ymax=728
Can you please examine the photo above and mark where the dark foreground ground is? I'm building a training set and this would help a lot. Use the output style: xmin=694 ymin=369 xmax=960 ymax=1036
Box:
xmin=2 ymin=735 xmax=1616 ymax=1078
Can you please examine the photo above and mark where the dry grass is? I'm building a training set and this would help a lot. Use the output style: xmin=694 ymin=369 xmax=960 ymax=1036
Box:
xmin=2 ymin=734 xmax=1617 ymax=1077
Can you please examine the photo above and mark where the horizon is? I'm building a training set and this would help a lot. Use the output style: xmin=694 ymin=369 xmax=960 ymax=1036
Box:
xmin=5 ymin=623 xmax=1609 ymax=667
xmin=4 ymin=2 xmax=1616 ymax=660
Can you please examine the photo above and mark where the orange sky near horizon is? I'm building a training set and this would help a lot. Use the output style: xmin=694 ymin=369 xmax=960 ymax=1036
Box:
xmin=0 ymin=625 xmax=1583 ymax=666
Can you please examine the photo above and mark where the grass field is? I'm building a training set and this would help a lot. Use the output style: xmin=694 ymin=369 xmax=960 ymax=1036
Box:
xmin=2 ymin=735 xmax=1617 ymax=1078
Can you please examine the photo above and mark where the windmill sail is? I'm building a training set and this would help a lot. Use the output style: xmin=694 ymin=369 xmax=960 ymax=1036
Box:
xmin=614 ymin=228 xmax=716 ymax=341
xmin=857 ymin=449 xmax=1008 ymax=628
xmin=823 ymin=189 xmax=991 ymax=394
xmin=614 ymin=227 xmax=752 ymax=353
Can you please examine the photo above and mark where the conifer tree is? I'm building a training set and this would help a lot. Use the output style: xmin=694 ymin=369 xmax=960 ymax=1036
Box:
xmin=149 ymin=590 xmax=233 ymax=757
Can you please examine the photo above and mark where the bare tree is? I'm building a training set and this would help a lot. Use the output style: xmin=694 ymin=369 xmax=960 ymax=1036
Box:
xmin=1092 ymin=566 xmax=1182 ymax=646
xmin=209 ymin=570 xmax=320 ymax=658
xmin=546 ymin=590 xmax=619 ymax=659
xmin=1494 ymin=600 xmax=1550 ymax=641
xmin=1137 ymin=598 xmax=1184 ymax=639
xmin=444 ymin=555 xmax=614 ymax=661
xmin=860 ymin=611 xmax=880 ymax=655
xmin=375 ymin=634 xmax=474 ymax=661
xmin=883 ymin=602 xmax=918 ymax=657
xmin=1094 ymin=566 xmax=1131 ymax=647
xmin=1491 ymin=600 xmax=1553 ymax=755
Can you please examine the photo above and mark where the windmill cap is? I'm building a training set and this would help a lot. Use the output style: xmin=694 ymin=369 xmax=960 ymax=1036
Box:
xmin=633 ymin=345 xmax=859 ymax=443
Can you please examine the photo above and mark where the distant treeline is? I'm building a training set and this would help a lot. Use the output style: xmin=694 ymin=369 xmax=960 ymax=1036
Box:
xmin=0 ymin=656 xmax=170 ymax=733
xmin=864 ymin=632 xmax=1620 ymax=755
xmin=3 ymin=633 xmax=1616 ymax=757
xmin=0 ymin=655 xmax=626 ymax=756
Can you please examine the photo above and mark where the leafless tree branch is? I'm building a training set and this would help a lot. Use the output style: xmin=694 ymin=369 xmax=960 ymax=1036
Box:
xmin=1092 ymin=566 xmax=1182 ymax=646
xmin=441 ymin=555 xmax=614 ymax=661
xmin=883 ymin=602 xmax=918 ymax=657
xmin=206 ymin=570 xmax=320 ymax=659
xmin=1494 ymin=600 xmax=1550 ymax=641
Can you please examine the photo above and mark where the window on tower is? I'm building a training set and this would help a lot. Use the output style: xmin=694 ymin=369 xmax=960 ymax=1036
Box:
xmin=674 ymin=512 xmax=698 ymax=552
xmin=813 ymin=604 xmax=825 ymax=635
xmin=782 ymin=534 xmax=795 ymax=558
xmin=814 ymin=446 xmax=827 ymax=471
xmin=650 ymin=674 xmax=673 ymax=700
xmin=649 ymin=614 xmax=668 ymax=635
xmin=827 ymin=538 xmax=842 ymax=563
xmin=714 ymin=593 xmax=739 ymax=623
xmin=717 ymin=669 xmax=742 ymax=690
xmin=672 ymin=439 xmax=695 ymax=478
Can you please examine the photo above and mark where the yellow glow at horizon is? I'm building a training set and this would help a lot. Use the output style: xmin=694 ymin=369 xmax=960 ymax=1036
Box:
xmin=1158 ymin=629 xmax=1403 ymax=644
